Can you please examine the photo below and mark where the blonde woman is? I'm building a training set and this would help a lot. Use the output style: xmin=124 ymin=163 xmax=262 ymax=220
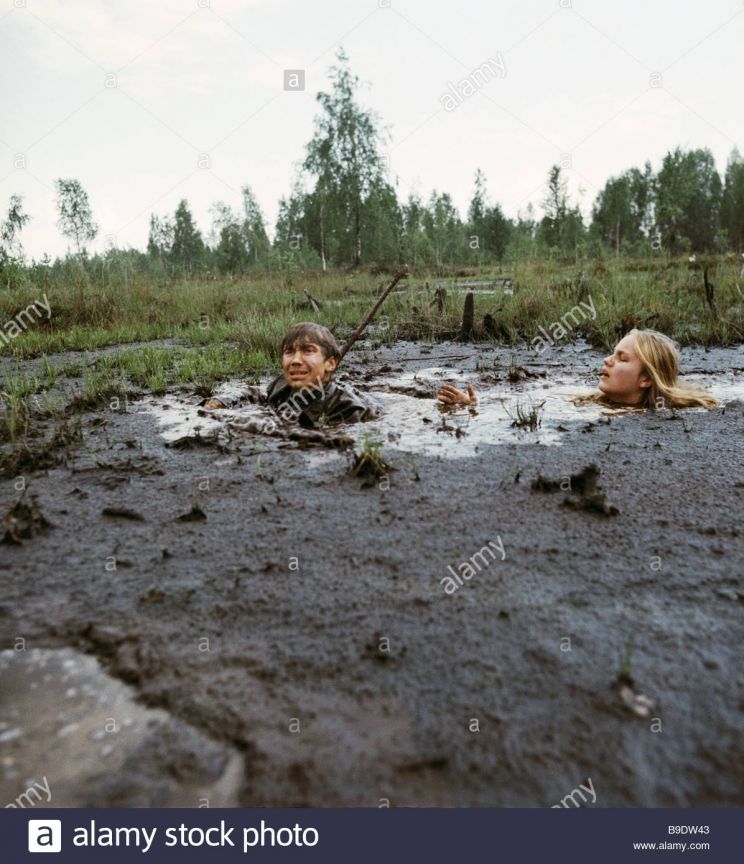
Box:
xmin=437 ymin=329 xmax=719 ymax=410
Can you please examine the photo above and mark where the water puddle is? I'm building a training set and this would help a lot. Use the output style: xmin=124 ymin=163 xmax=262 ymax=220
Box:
xmin=428 ymin=278 xmax=515 ymax=295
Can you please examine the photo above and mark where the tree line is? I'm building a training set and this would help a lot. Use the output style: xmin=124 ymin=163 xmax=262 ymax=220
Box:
xmin=2 ymin=48 xmax=744 ymax=287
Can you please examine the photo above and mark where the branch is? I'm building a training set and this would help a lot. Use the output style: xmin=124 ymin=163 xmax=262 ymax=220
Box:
xmin=337 ymin=269 xmax=407 ymax=363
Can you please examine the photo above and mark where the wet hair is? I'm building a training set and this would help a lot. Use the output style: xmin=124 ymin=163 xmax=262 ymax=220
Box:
xmin=585 ymin=328 xmax=718 ymax=410
xmin=281 ymin=322 xmax=341 ymax=362
xmin=629 ymin=328 xmax=718 ymax=409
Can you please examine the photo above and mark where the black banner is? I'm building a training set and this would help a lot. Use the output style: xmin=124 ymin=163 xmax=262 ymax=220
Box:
xmin=3 ymin=808 xmax=739 ymax=862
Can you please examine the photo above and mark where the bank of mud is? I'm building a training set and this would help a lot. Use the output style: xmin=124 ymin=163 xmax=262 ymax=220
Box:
xmin=1 ymin=340 xmax=743 ymax=807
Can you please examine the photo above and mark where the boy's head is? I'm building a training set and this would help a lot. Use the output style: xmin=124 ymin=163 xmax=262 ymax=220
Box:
xmin=281 ymin=322 xmax=341 ymax=390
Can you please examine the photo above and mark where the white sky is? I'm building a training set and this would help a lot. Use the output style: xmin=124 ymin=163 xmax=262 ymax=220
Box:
xmin=1 ymin=0 xmax=742 ymax=259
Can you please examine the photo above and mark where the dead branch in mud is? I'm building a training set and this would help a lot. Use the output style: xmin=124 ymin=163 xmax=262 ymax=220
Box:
xmin=338 ymin=270 xmax=408 ymax=363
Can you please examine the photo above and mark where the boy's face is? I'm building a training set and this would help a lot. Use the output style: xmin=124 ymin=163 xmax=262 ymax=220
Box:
xmin=282 ymin=340 xmax=337 ymax=390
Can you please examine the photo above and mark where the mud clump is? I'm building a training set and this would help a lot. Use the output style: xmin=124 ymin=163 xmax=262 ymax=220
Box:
xmin=177 ymin=502 xmax=207 ymax=522
xmin=532 ymin=463 xmax=618 ymax=516
xmin=102 ymin=505 xmax=145 ymax=521
xmin=2 ymin=492 xmax=53 ymax=545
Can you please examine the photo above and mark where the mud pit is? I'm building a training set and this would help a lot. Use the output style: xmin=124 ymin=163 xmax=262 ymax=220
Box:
xmin=1 ymin=340 xmax=743 ymax=807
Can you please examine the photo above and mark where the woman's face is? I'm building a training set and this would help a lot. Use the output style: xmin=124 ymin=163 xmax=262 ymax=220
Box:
xmin=598 ymin=333 xmax=651 ymax=405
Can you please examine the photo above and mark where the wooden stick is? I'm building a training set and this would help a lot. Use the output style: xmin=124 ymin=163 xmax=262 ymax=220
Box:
xmin=459 ymin=290 xmax=474 ymax=340
xmin=703 ymin=268 xmax=719 ymax=320
xmin=303 ymin=287 xmax=322 ymax=312
xmin=337 ymin=269 xmax=407 ymax=363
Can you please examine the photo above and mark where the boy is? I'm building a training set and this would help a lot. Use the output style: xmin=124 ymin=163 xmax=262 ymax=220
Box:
xmin=201 ymin=322 xmax=380 ymax=427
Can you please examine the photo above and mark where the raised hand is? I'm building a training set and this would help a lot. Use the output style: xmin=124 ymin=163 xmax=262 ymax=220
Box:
xmin=437 ymin=383 xmax=478 ymax=405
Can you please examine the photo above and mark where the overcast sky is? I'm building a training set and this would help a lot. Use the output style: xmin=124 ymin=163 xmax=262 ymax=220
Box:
xmin=1 ymin=0 xmax=742 ymax=259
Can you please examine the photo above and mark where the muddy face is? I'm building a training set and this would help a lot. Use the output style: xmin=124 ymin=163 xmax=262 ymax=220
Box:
xmin=282 ymin=341 xmax=337 ymax=390
xmin=598 ymin=332 xmax=651 ymax=405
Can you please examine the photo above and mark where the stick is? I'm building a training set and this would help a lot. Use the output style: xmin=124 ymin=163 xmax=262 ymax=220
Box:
xmin=459 ymin=290 xmax=474 ymax=340
xmin=303 ymin=287 xmax=322 ymax=312
xmin=337 ymin=269 xmax=407 ymax=363
xmin=703 ymin=268 xmax=718 ymax=320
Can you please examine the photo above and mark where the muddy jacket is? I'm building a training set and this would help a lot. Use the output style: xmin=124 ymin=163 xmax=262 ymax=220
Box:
xmin=203 ymin=375 xmax=381 ymax=427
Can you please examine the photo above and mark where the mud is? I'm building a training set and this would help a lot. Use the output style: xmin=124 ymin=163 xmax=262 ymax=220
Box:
xmin=0 ymin=648 xmax=243 ymax=807
xmin=1 ymin=339 xmax=743 ymax=807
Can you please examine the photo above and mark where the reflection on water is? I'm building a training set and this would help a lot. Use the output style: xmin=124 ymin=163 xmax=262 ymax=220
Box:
xmin=136 ymin=365 xmax=744 ymax=459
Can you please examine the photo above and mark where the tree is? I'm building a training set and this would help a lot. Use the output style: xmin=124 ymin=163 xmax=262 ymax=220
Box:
xmin=0 ymin=193 xmax=31 ymax=289
xmin=147 ymin=213 xmax=175 ymax=278
xmin=401 ymin=192 xmax=432 ymax=268
xmin=274 ymin=181 xmax=307 ymax=249
xmin=55 ymin=178 xmax=98 ymax=255
xmin=591 ymin=163 xmax=654 ymax=253
xmin=208 ymin=201 xmax=239 ymax=248
xmin=0 ymin=194 xmax=31 ymax=263
xmin=654 ymin=147 xmax=721 ymax=253
xmin=721 ymin=147 xmax=744 ymax=252
xmin=423 ymin=191 xmax=465 ymax=270
xmin=170 ymin=199 xmax=205 ymax=274
xmin=303 ymin=48 xmax=389 ymax=267
xmin=540 ymin=164 xmax=568 ymax=248
xmin=360 ymin=181 xmax=402 ymax=266
xmin=272 ymin=179 xmax=325 ymax=271
xmin=467 ymin=169 xmax=511 ymax=262
xmin=507 ymin=204 xmax=538 ymax=262
xmin=240 ymin=184 xmax=270 ymax=266
xmin=209 ymin=202 xmax=244 ymax=275
xmin=537 ymin=165 xmax=584 ymax=255
xmin=209 ymin=202 xmax=249 ymax=275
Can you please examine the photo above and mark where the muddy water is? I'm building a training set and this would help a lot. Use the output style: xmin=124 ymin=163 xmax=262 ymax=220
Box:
xmin=363 ymin=367 xmax=603 ymax=456
xmin=137 ymin=363 xmax=744 ymax=459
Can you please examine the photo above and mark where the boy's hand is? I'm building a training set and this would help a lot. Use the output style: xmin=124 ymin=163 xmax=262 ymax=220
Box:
xmin=203 ymin=398 xmax=226 ymax=409
xmin=437 ymin=383 xmax=478 ymax=405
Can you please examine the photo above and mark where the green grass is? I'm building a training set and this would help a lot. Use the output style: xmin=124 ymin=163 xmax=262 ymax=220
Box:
xmin=1 ymin=256 xmax=743 ymax=361
xmin=505 ymin=398 xmax=545 ymax=431
xmin=350 ymin=433 xmax=392 ymax=487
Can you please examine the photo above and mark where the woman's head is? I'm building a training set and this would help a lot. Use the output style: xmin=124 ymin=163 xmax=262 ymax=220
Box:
xmin=598 ymin=328 xmax=717 ymax=409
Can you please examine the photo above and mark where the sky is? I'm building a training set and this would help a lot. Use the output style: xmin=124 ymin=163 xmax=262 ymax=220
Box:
xmin=1 ymin=0 xmax=743 ymax=259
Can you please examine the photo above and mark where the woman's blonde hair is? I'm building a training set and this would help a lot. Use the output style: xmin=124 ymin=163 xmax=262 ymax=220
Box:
xmin=586 ymin=328 xmax=718 ymax=410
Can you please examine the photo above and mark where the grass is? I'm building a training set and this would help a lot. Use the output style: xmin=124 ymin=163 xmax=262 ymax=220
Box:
xmin=349 ymin=433 xmax=392 ymax=487
xmin=506 ymin=398 xmax=545 ymax=430
xmin=616 ymin=639 xmax=636 ymax=688
xmin=2 ymin=256 xmax=743 ymax=362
